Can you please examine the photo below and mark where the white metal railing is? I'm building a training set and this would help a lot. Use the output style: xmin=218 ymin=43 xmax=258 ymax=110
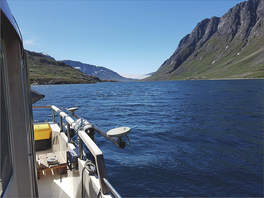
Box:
xmin=33 ymin=105 xmax=121 ymax=197
xmin=78 ymin=130 xmax=109 ymax=194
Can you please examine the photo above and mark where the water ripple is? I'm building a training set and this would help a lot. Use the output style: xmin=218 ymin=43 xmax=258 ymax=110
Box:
xmin=32 ymin=80 xmax=264 ymax=197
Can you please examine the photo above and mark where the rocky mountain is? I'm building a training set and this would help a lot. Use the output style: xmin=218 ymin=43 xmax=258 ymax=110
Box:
xmin=26 ymin=50 xmax=101 ymax=85
xmin=147 ymin=0 xmax=264 ymax=81
xmin=62 ymin=60 xmax=136 ymax=82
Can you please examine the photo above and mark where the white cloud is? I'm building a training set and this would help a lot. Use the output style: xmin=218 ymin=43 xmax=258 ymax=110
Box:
xmin=23 ymin=39 xmax=39 ymax=46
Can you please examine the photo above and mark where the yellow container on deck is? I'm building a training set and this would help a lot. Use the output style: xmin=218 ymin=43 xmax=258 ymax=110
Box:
xmin=34 ymin=123 xmax=52 ymax=140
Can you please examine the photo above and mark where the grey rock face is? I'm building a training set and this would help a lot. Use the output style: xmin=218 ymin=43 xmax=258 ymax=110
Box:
xmin=152 ymin=0 xmax=263 ymax=80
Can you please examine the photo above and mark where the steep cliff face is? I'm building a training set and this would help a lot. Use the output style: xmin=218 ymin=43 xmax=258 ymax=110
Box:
xmin=149 ymin=0 xmax=264 ymax=80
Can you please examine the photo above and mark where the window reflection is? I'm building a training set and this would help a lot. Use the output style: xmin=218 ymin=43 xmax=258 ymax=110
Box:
xmin=0 ymin=43 xmax=13 ymax=196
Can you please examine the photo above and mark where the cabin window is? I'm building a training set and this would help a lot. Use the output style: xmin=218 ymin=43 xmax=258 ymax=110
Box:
xmin=0 ymin=43 xmax=13 ymax=196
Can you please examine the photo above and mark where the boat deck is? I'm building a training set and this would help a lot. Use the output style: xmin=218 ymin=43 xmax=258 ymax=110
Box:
xmin=36 ymin=122 xmax=73 ymax=198
xmin=37 ymin=170 xmax=72 ymax=198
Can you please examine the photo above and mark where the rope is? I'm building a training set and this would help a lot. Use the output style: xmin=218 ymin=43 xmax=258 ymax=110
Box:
xmin=74 ymin=118 xmax=84 ymax=131
xmin=70 ymin=119 xmax=86 ymax=146
xmin=84 ymin=160 xmax=96 ymax=175
xmin=81 ymin=160 xmax=96 ymax=197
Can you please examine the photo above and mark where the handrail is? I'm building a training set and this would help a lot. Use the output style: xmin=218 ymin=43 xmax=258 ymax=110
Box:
xmin=78 ymin=130 xmax=109 ymax=195
xmin=32 ymin=105 xmax=52 ymax=109
xmin=51 ymin=105 xmax=75 ymax=125
xmin=103 ymin=178 xmax=122 ymax=198
xmin=33 ymin=106 xmax=127 ymax=149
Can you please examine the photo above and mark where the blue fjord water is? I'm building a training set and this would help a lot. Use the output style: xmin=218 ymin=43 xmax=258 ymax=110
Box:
xmin=33 ymin=80 xmax=263 ymax=197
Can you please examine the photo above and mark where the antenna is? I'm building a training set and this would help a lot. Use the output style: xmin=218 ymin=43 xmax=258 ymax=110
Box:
xmin=66 ymin=107 xmax=131 ymax=148
xmin=107 ymin=127 xmax=131 ymax=147
xmin=66 ymin=107 xmax=78 ymax=113
xmin=107 ymin=127 xmax=130 ymax=138
xmin=66 ymin=107 xmax=79 ymax=118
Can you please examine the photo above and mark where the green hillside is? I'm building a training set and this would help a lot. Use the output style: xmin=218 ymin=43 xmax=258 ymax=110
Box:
xmin=27 ymin=50 xmax=101 ymax=85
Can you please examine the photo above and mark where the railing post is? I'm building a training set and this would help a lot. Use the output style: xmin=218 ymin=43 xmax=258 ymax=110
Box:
xmin=79 ymin=137 xmax=83 ymax=160
xmin=67 ymin=122 xmax=70 ymax=140
xmin=59 ymin=115 xmax=63 ymax=132
xmin=52 ymin=108 xmax=55 ymax=122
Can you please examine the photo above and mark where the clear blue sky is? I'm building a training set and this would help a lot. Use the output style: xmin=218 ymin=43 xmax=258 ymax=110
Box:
xmin=8 ymin=0 xmax=245 ymax=79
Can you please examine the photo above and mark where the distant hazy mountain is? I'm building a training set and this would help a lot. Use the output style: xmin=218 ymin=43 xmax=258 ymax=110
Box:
xmin=62 ymin=60 xmax=136 ymax=82
xmin=147 ymin=0 xmax=264 ymax=81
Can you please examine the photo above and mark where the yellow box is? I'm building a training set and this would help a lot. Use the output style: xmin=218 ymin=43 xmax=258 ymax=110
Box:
xmin=34 ymin=123 xmax=52 ymax=141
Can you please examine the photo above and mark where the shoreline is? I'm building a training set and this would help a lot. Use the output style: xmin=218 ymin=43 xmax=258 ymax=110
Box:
xmin=31 ymin=77 xmax=264 ymax=86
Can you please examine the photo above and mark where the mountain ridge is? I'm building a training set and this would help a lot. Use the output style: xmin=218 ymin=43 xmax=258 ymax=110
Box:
xmin=26 ymin=50 xmax=101 ymax=85
xmin=147 ymin=0 xmax=264 ymax=81
xmin=62 ymin=60 xmax=136 ymax=82
xmin=27 ymin=50 xmax=136 ymax=83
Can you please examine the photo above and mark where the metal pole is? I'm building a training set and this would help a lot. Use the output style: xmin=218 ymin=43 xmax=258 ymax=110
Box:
xmin=59 ymin=115 xmax=63 ymax=132
xmin=79 ymin=137 xmax=83 ymax=160
xmin=103 ymin=178 xmax=122 ymax=198
xmin=67 ymin=122 xmax=70 ymax=140
xmin=52 ymin=109 xmax=55 ymax=122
